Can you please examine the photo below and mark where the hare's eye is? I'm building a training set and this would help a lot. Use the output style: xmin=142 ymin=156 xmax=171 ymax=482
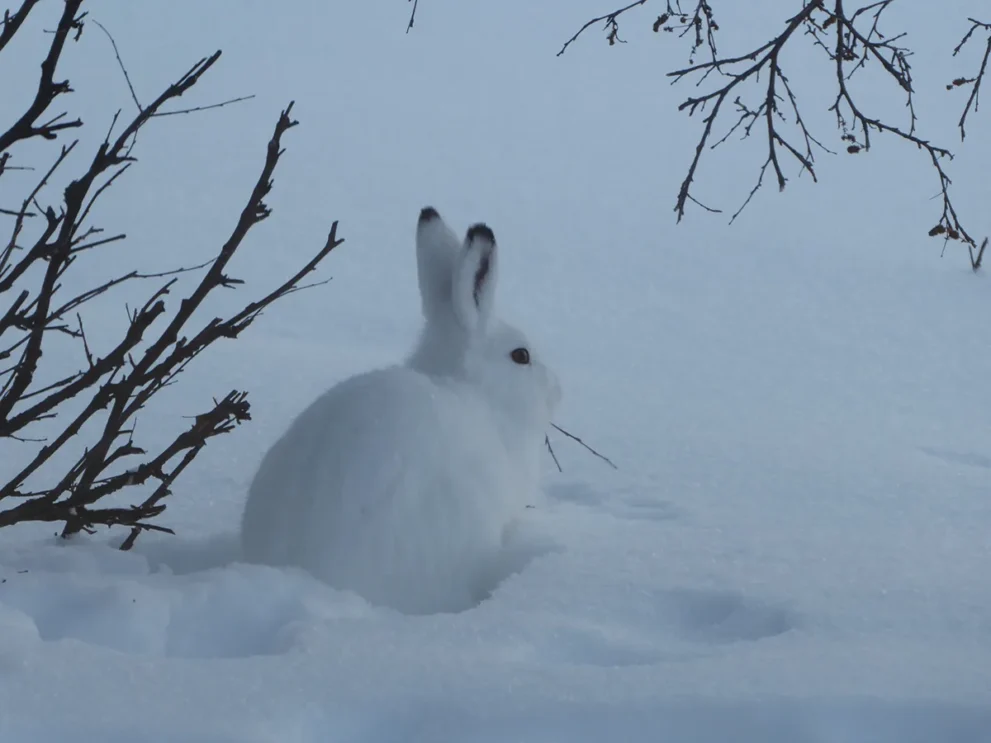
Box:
xmin=510 ymin=347 xmax=530 ymax=365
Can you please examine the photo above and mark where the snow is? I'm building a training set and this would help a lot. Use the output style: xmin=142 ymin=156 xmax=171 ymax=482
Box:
xmin=2 ymin=0 xmax=991 ymax=740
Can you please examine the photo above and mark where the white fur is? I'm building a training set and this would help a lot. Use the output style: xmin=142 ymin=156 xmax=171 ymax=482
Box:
xmin=240 ymin=209 xmax=561 ymax=614
xmin=407 ymin=209 xmax=465 ymax=375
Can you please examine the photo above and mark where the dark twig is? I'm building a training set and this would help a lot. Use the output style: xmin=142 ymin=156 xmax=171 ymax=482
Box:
xmin=0 ymin=4 xmax=345 ymax=542
xmin=825 ymin=2 xmax=971 ymax=247
xmin=557 ymin=1 xmax=719 ymax=59
xmin=92 ymin=18 xmax=141 ymax=111
xmin=656 ymin=0 xmax=973 ymax=250
xmin=406 ymin=0 xmax=419 ymax=33
xmin=0 ymin=0 xmax=42 ymax=56
xmin=0 ymin=51 xmax=225 ymax=429
xmin=550 ymin=423 xmax=618 ymax=469
xmin=557 ymin=0 xmax=648 ymax=57
xmin=969 ymin=237 xmax=988 ymax=272
xmin=117 ymin=390 xmax=251 ymax=549
xmin=545 ymin=434 xmax=562 ymax=472
xmin=653 ymin=1 xmax=720 ymax=62
xmin=668 ymin=3 xmax=820 ymax=223
xmin=554 ymin=1 xmax=976 ymax=257
xmin=685 ymin=193 xmax=722 ymax=214
xmin=1 ymin=144 xmax=76 ymax=286
xmin=950 ymin=18 xmax=991 ymax=140
xmin=46 ymin=259 xmax=212 ymax=334
xmin=0 ymin=0 xmax=84 ymax=152
xmin=151 ymin=95 xmax=255 ymax=118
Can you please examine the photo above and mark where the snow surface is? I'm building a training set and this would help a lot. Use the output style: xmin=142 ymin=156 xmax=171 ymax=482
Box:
xmin=2 ymin=0 xmax=991 ymax=740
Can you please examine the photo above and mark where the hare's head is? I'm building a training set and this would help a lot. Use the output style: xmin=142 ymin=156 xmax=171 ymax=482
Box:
xmin=407 ymin=208 xmax=561 ymax=442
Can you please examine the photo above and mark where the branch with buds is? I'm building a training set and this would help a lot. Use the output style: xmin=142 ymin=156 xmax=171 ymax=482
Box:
xmin=552 ymin=0 xmax=986 ymax=263
xmin=949 ymin=18 xmax=991 ymax=143
xmin=0 ymin=1 xmax=344 ymax=545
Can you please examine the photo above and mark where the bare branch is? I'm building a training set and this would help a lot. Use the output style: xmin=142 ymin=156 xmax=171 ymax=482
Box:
xmin=653 ymin=1 xmax=720 ymax=62
xmin=407 ymin=0 xmax=419 ymax=33
xmin=92 ymin=18 xmax=141 ymax=111
xmin=151 ymin=95 xmax=255 ymax=118
xmin=0 ymin=50 xmax=228 ymax=428
xmin=545 ymin=434 xmax=562 ymax=473
xmin=0 ymin=0 xmax=85 ymax=152
xmin=1 ymin=101 xmax=342 ymax=549
xmin=655 ymin=1 xmax=973 ymax=249
xmin=557 ymin=1 xmax=720 ymax=59
xmin=0 ymin=142 xmax=77 ymax=286
xmin=667 ymin=3 xmax=819 ymax=223
xmin=75 ymin=163 xmax=132 ymax=239
xmin=116 ymin=390 xmax=251 ymax=548
xmin=552 ymin=1 xmax=977 ymax=256
xmin=0 ymin=0 xmax=43 ymax=56
xmin=550 ymin=423 xmax=618 ymax=469
xmin=950 ymin=17 xmax=991 ymax=140
xmin=0 ymin=8 xmax=346 ymax=542
xmin=969 ymin=236 xmax=988 ymax=272
xmin=825 ymin=2 xmax=971 ymax=246
xmin=0 ymin=207 xmax=36 ymax=218
xmin=558 ymin=0 xmax=648 ymax=57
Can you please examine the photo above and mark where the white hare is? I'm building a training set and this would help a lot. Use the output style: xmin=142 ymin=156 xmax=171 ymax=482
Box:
xmin=240 ymin=208 xmax=561 ymax=614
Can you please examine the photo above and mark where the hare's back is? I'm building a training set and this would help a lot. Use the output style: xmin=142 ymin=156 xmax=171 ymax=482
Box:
xmin=303 ymin=365 xmax=508 ymax=507
xmin=298 ymin=367 xmax=514 ymax=610
xmin=241 ymin=366 xmax=437 ymax=565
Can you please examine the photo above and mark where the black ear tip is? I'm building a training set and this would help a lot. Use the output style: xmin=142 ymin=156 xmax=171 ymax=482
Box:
xmin=466 ymin=223 xmax=495 ymax=244
xmin=419 ymin=206 xmax=440 ymax=224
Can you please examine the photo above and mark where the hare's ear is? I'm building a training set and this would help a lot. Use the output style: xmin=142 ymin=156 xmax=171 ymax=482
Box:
xmin=452 ymin=223 xmax=498 ymax=335
xmin=416 ymin=206 xmax=461 ymax=322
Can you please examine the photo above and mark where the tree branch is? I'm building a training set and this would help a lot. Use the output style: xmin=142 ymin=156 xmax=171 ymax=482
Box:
xmin=557 ymin=0 xmax=648 ymax=57
xmin=950 ymin=17 xmax=991 ymax=141
xmin=0 ymin=0 xmax=85 ymax=153
xmin=92 ymin=18 xmax=141 ymax=112
xmin=668 ymin=3 xmax=819 ymax=223
xmin=151 ymin=95 xmax=255 ymax=118
xmin=656 ymin=0 xmax=972 ymax=249
xmin=406 ymin=0 xmax=419 ymax=33
xmin=0 ymin=7 xmax=345 ymax=543
xmin=0 ymin=0 xmax=43 ymax=56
